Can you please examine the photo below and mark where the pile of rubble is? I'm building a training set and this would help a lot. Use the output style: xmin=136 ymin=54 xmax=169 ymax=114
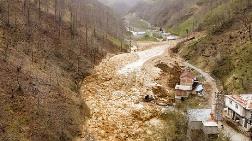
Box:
xmin=80 ymin=45 xmax=176 ymax=140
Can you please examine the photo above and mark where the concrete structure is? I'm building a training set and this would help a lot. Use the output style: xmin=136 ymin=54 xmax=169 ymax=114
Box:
xmin=188 ymin=109 xmax=213 ymax=129
xmin=225 ymin=94 xmax=252 ymax=131
xmin=187 ymin=109 xmax=218 ymax=141
xmin=202 ymin=121 xmax=218 ymax=134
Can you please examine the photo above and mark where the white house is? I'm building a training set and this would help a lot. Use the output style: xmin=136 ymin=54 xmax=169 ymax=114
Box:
xmin=132 ymin=31 xmax=146 ymax=37
xmin=167 ymin=35 xmax=178 ymax=40
xmin=225 ymin=94 xmax=252 ymax=131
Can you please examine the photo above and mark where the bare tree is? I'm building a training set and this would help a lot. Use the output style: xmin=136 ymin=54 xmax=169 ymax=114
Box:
xmin=7 ymin=0 xmax=10 ymax=26
xmin=24 ymin=0 xmax=31 ymax=26
xmin=16 ymin=66 xmax=22 ymax=91
xmin=38 ymin=0 xmax=41 ymax=23
xmin=3 ymin=40 xmax=9 ymax=62
xmin=54 ymin=0 xmax=57 ymax=22
xmin=85 ymin=23 xmax=88 ymax=48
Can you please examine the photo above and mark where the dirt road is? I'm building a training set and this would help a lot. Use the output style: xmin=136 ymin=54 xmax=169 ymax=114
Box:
xmin=118 ymin=43 xmax=168 ymax=76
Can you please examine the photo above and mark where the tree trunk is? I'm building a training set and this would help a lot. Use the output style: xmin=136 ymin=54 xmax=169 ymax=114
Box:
xmin=38 ymin=0 xmax=41 ymax=23
xmin=249 ymin=24 xmax=252 ymax=41
xmin=27 ymin=0 xmax=30 ymax=26
xmin=58 ymin=10 xmax=61 ymax=39
xmin=7 ymin=0 xmax=10 ymax=26
xmin=3 ymin=42 xmax=9 ymax=62
xmin=85 ymin=23 xmax=88 ymax=48
xmin=55 ymin=0 xmax=57 ymax=22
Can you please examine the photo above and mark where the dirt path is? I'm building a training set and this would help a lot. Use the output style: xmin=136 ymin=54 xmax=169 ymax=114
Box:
xmin=183 ymin=62 xmax=218 ymax=110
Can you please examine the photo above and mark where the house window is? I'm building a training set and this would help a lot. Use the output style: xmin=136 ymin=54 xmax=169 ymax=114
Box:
xmin=235 ymin=104 xmax=238 ymax=109
xmin=230 ymin=100 xmax=233 ymax=104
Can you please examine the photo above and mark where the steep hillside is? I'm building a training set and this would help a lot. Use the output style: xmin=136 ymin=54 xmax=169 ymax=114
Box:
xmin=0 ymin=0 xmax=125 ymax=140
xmin=131 ymin=0 xmax=230 ymax=35
xmin=131 ymin=0 xmax=198 ymax=29
xmin=133 ymin=0 xmax=252 ymax=93
xmin=173 ymin=0 xmax=252 ymax=94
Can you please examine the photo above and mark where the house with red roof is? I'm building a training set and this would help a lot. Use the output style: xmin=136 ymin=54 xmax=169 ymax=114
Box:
xmin=175 ymin=70 xmax=195 ymax=100
xmin=180 ymin=70 xmax=194 ymax=86
xmin=225 ymin=94 xmax=252 ymax=131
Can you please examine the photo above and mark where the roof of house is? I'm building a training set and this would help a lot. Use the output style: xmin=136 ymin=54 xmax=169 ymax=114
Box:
xmin=180 ymin=71 xmax=194 ymax=85
xmin=175 ymin=84 xmax=192 ymax=91
xmin=180 ymin=71 xmax=194 ymax=79
xmin=188 ymin=109 xmax=212 ymax=122
xmin=226 ymin=94 xmax=252 ymax=110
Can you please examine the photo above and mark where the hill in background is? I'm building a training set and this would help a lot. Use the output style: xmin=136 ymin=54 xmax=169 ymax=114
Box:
xmin=98 ymin=0 xmax=154 ymax=16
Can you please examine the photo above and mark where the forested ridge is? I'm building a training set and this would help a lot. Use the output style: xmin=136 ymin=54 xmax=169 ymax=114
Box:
xmin=0 ymin=0 xmax=125 ymax=140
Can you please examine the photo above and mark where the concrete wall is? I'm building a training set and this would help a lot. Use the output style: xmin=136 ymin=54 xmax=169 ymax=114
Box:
xmin=245 ymin=109 xmax=252 ymax=119
xmin=227 ymin=108 xmax=252 ymax=131
xmin=202 ymin=126 xmax=218 ymax=135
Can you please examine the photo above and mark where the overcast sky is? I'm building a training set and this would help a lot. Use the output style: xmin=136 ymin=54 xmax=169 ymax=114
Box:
xmin=98 ymin=0 xmax=142 ymax=7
